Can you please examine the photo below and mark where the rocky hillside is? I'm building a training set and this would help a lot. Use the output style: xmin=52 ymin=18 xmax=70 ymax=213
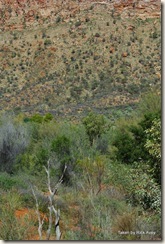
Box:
xmin=0 ymin=0 xmax=161 ymax=31
xmin=0 ymin=0 xmax=161 ymax=119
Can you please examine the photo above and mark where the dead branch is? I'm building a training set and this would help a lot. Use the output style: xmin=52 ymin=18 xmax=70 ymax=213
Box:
xmin=31 ymin=187 xmax=45 ymax=240
xmin=52 ymin=207 xmax=61 ymax=240
xmin=31 ymin=160 xmax=67 ymax=240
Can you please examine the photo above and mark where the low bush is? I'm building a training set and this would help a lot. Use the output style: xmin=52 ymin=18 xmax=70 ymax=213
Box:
xmin=0 ymin=114 xmax=30 ymax=173
xmin=0 ymin=172 xmax=27 ymax=191
xmin=0 ymin=190 xmax=35 ymax=240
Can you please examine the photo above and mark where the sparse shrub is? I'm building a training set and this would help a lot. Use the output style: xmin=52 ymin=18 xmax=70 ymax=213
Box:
xmin=112 ymin=212 xmax=139 ymax=240
xmin=44 ymin=39 xmax=52 ymax=46
xmin=138 ymin=91 xmax=161 ymax=115
xmin=30 ymin=114 xmax=43 ymax=123
xmin=129 ymin=167 xmax=161 ymax=214
xmin=0 ymin=114 xmax=30 ymax=173
xmin=151 ymin=32 xmax=158 ymax=39
xmin=95 ymin=33 xmax=100 ymax=37
xmin=77 ymin=155 xmax=107 ymax=195
xmin=51 ymin=135 xmax=72 ymax=184
xmin=85 ymin=17 xmax=90 ymax=22
xmin=75 ymin=20 xmax=81 ymax=27
xmin=0 ymin=190 xmax=34 ymax=240
xmin=11 ymin=52 xmax=16 ymax=58
xmin=42 ymin=31 xmax=46 ymax=38
xmin=43 ymin=113 xmax=54 ymax=122
xmin=51 ymin=135 xmax=70 ymax=158
xmin=82 ymin=112 xmax=107 ymax=145
xmin=0 ymin=172 xmax=27 ymax=190
xmin=96 ymin=136 xmax=108 ymax=154
xmin=145 ymin=118 xmax=161 ymax=184
xmin=56 ymin=16 xmax=61 ymax=23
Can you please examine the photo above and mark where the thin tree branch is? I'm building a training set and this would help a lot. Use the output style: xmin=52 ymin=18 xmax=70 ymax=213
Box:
xmin=52 ymin=164 xmax=67 ymax=196
xmin=47 ymin=205 xmax=52 ymax=240
xmin=32 ymin=159 xmax=66 ymax=240
xmin=31 ymin=186 xmax=45 ymax=240
xmin=52 ymin=206 xmax=61 ymax=240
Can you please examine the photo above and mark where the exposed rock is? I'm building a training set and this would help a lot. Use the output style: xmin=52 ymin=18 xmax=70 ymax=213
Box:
xmin=110 ymin=47 xmax=115 ymax=53
xmin=122 ymin=52 xmax=128 ymax=58
xmin=0 ymin=0 xmax=161 ymax=31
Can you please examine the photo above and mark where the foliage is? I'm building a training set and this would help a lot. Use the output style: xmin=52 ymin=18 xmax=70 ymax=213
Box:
xmin=112 ymin=107 xmax=161 ymax=165
xmin=16 ymin=147 xmax=49 ymax=175
xmin=0 ymin=190 xmax=34 ymax=240
xmin=43 ymin=113 xmax=54 ymax=122
xmin=138 ymin=90 xmax=161 ymax=116
xmin=0 ymin=2 xmax=161 ymax=239
xmin=28 ymin=113 xmax=54 ymax=124
xmin=54 ymin=122 xmax=90 ymax=161
xmin=51 ymin=135 xmax=71 ymax=158
xmin=112 ymin=211 xmax=139 ymax=240
xmin=29 ymin=114 xmax=43 ymax=123
xmin=0 ymin=172 xmax=27 ymax=190
xmin=145 ymin=118 xmax=161 ymax=184
xmin=145 ymin=118 xmax=161 ymax=161
xmin=128 ymin=167 xmax=161 ymax=214
xmin=0 ymin=105 xmax=161 ymax=240
xmin=77 ymin=155 xmax=107 ymax=195
xmin=51 ymin=135 xmax=72 ymax=183
xmin=112 ymin=129 xmax=136 ymax=164
xmin=0 ymin=115 xmax=30 ymax=173
xmin=82 ymin=112 xmax=108 ymax=145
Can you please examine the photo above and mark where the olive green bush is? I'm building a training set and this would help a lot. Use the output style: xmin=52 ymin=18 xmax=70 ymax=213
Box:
xmin=0 ymin=114 xmax=30 ymax=173
xmin=82 ymin=112 xmax=108 ymax=145
xmin=0 ymin=190 xmax=34 ymax=240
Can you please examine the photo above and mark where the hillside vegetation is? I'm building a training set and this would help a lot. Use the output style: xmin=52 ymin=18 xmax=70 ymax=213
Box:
xmin=0 ymin=3 xmax=161 ymax=119
xmin=0 ymin=91 xmax=161 ymax=240
xmin=0 ymin=0 xmax=161 ymax=241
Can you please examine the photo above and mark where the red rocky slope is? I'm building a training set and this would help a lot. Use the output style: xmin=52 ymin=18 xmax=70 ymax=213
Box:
xmin=0 ymin=0 xmax=161 ymax=31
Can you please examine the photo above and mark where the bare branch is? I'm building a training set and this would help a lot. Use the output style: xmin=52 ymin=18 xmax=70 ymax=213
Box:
xmin=32 ymin=160 xmax=65 ymax=240
xmin=47 ymin=206 xmax=53 ymax=240
xmin=31 ymin=186 xmax=45 ymax=240
xmin=52 ymin=164 xmax=67 ymax=196
xmin=43 ymin=160 xmax=53 ymax=195
xmin=52 ymin=206 xmax=61 ymax=240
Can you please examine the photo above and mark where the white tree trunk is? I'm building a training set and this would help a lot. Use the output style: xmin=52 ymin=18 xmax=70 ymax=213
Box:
xmin=32 ymin=160 xmax=67 ymax=240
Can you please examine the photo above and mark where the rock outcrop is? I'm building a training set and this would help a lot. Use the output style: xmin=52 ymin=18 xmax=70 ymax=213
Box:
xmin=0 ymin=0 xmax=161 ymax=31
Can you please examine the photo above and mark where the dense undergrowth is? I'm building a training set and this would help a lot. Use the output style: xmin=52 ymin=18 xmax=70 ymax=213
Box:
xmin=0 ymin=90 xmax=161 ymax=240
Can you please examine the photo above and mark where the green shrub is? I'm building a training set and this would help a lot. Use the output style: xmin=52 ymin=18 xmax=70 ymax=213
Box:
xmin=75 ymin=21 xmax=81 ymax=27
xmin=76 ymin=155 xmax=107 ymax=195
xmin=0 ymin=172 xmax=27 ymax=190
xmin=51 ymin=135 xmax=73 ymax=184
xmin=51 ymin=135 xmax=71 ymax=158
xmin=56 ymin=16 xmax=61 ymax=23
xmin=82 ymin=112 xmax=107 ymax=145
xmin=43 ymin=113 xmax=54 ymax=122
xmin=112 ymin=107 xmax=160 ymax=165
xmin=145 ymin=118 xmax=161 ymax=184
xmin=129 ymin=168 xmax=161 ymax=214
xmin=112 ymin=129 xmax=136 ymax=164
xmin=0 ymin=115 xmax=30 ymax=173
xmin=0 ymin=190 xmax=34 ymax=240
xmin=138 ymin=91 xmax=161 ymax=116
xmin=30 ymin=114 xmax=43 ymax=123
xmin=15 ymin=146 xmax=49 ymax=175
xmin=44 ymin=39 xmax=52 ymax=45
